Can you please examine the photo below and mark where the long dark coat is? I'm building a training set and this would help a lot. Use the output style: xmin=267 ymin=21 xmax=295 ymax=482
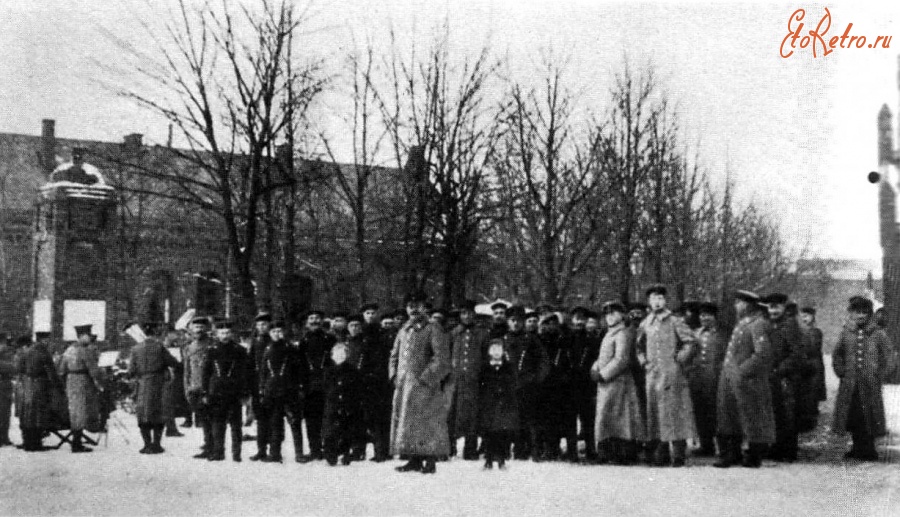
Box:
xmin=503 ymin=331 xmax=549 ymax=426
xmin=450 ymin=324 xmax=489 ymax=436
xmin=803 ymin=326 xmax=827 ymax=402
xmin=323 ymin=361 xmax=362 ymax=446
xmin=637 ymin=310 xmax=697 ymax=441
xmin=717 ymin=313 xmax=775 ymax=443
xmin=299 ymin=329 xmax=336 ymax=395
xmin=768 ymin=316 xmax=806 ymax=438
xmin=478 ymin=360 xmax=519 ymax=433
xmin=687 ymin=326 xmax=726 ymax=439
xmin=129 ymin=339 xmax=179 ymax=425
xmin=163 ymin=342 xmax=189 ymax=419
xmin=259 ymin=339 xmax=305 ymax=406
xmin=389 ymin=319 xmax=452 ymax=457
xmin=14 ymin=343 xmax=61 ymax=429
xmin=201 ymin=341 xmax=250 ymax=416
xmin=593 ymin=324 xmax=645 ymax=441
xmin=831 ymin=322 xmax=889 ymax=437
xmin=58 ymin=343 xmax=104 ymax=432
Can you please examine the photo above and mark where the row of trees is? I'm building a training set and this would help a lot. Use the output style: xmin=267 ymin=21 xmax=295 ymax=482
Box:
xmin=104 ymin=0 xmax=811 ymax=326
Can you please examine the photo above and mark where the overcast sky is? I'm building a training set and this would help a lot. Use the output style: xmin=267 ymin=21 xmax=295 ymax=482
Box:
xmin=1 ymin=1 xmax=898 ymax=267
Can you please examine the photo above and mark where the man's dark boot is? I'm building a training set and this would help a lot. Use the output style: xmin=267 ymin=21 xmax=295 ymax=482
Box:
xmin=151 ymin=425 xmax=165 ymax=453
xmin=651 ymin=441 xmax=670 ymax=467
xmin=462 ymin=436 xmax=479 ymax=460
xmin=139 ymin=425 xmax=152 ymax=454
xmin=395 ymin=457 xmax=423 ymax=472
xmin=263 ymin=442 xmax=283 ymax=463
xmin=165 ymin=419 xmax=184 ymax=437
xmin=713 ymin=436 xmax=740 ymax=468
xmin=671 ymin=440 xmax=687 ymax=467
xmin=420 ymin=457 xmax=437 ymax=474
xmin=71 ymin=431 xmax=92 ymax=453
xmin=742 ymin=443 xmax=766 ymax=468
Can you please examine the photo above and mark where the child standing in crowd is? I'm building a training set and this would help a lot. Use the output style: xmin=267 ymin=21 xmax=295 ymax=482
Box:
xmin=478 ymin=339 xmax=519 ymax=470
xmin=323 ymin=342 xmax=362 ymax=466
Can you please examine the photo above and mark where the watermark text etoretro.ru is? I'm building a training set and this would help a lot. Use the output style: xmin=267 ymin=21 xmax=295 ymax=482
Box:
xmin=780 ymin=7 xmax=892 ymax=58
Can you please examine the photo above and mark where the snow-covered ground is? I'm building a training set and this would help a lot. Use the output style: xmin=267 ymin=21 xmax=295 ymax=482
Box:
xmin=2 ymin=357 xmax=899 ymax=517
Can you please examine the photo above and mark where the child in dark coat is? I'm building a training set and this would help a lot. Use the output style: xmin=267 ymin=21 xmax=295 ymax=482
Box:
xmin=323 ymin=343 xmax=362 ymax=466
xmin=478 ymin=339 xmax=520 ymax=470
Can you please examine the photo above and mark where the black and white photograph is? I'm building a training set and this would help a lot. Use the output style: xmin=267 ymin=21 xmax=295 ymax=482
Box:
xmin=0 ymin=1 xmax=898 ymax=515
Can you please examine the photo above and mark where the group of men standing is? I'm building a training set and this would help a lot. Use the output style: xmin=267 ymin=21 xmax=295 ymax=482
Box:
xmin=0 ymin=284 xmax=893 ymax=472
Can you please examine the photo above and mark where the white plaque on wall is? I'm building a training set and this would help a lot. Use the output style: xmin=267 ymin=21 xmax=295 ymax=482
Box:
xmin=62 ymin=300 xmax=106 ymax=341
xmin=33 ymin=300 xmax=52 ymax=333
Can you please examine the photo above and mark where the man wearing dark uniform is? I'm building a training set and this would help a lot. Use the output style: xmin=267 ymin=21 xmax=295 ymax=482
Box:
xmin=449 ymin=300 xmax=489 ymax=460
xmin=202 ymin=321 xmax=249 ymax=462
xmin=489 ymin=302 xmax=509 ymax=339
xmin=686 ymin=303 xmax=726 ymax=456
xmin=297 ymin=310 xmax=335 ymax=462
xmin=763 ymin=293 xmax=805 ymax=462
xmin=15 ymin=335 xmax=60 ymax=451
xmin=538 ymin=314 xmax=578 ymax=462
xmin=503 ymin=307 xmax=549 ymax=461
xmin=569 ymin=307 xmax=602 ymax=462
xmin=259 ymin=319 xmax=305 ymax=463
xmin=248 ymin=312 xmax=273 ymax=461
xmin=351 ymin=314 xmax=392 ymax=462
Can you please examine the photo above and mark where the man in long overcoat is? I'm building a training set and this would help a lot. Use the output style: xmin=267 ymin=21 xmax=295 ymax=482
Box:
xmin=449 ymin=300 xmax=489 ymax=460
xmin=714 ymin=290 xmax=775 ymax=468
xmin=0 ymin=333 xmax=15 ymax=447
xmin=128 ymin=325 xmax=179 ymax=453
xmin=183 ymin=316 xmax=213 ymax=458
xmin=58 ymin=324 xmax=104 ymax=453
xmin=15 ymin=335 xmax=60 ymax=451
xmin=569 ymin=307 xmax=602 ymax=463
xmin=351 ymin=314 xmax=392 ymax=462
xmin=686 ymin=303 xmax=726 ymax=456
xmin=297 ymin=309 xmax=336 ymax=462
xmin=798 ymin=307 xmax=826 ymax=429
xmin=636 ymin=284 xmax=697 ymax=467
xmin=389 ymin=291 xmax=452 ymax=474
xmin=832 ymin=296 xmax=891 ymax=461
xmin=247 ymin=312 xmax=273 ymax=461
xmin=504 ymin=306 xmax=549 ymax=461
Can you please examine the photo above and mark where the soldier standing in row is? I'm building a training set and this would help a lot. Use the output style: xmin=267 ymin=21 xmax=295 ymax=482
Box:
xmin=323 ymin=342 xmax=362 ymax=466
xmin=489 ymin=302 xmax=508 ymax=339
xmin=503 ymin=307 xmax=547 ymax=460
xmin=832 ymin=296 xmax=890 ymax=461
xmin=390 ymin=291 xmax=452 ymax=474
xmin=686 ymin=302 xmax=726 ymax=456
xmin=449 ymin=300 xmax=489 ymax=460
xmin=259 ymin=319 xmax=305 ymax=463
xmin=799 ymin=307 xmax=826 ymax=428
xmin=637 ymin=285 xmax=697 ymax=467
xmin=15 ymin=335 xmax=60 ymax=451
xmin=297 ymin=310 xmax=336 ymax=462
xmin=352 ymin=313 xmax=392 ymax=462
xmin=58 ymin=324 xmax=104 ymax=453
xmin=0 ymin=333 xmax=14 ymax=447
xmin=591 ymin=302 xmax=645 ymax=465
xmin=202 ymin=321 xmax=249 ymax=462
xmin=184 ymin=317 xmax=213 ymax=459
xmin=570 ymin=307 xmax=601 ymax=463
xmin=478 ymin=339 xmax=518 ymax=470
xmin=764 ymin=293 xmax=805 ymax=462
xmin=538 ymin=314 xmax=578 ymax=462
xmin=248 ymin=313 xmax=273 ymax=462
xmin=128 ymin=324 xmax=179 ymax=454
xmin=714 ymin=290 xmax=775 ymax=468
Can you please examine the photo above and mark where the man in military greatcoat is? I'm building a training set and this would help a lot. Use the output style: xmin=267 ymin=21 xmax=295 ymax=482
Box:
xmin=686 ymin=303 xmax=726 ymax=456
xmin=127 ymin=324 xmax=179 ymax=454
xmin=202 ymin=321 xmax=249 ymax=462
xmin=15 ymin=335 xmax=60 ymax=451
xmin=538 ymin=314 xmax=578 ymax=462
xmin=714 ymin=290 xmax=775 ymax=468
xmin=297 ymin=309 xmax=336 ymax=462
xmin=763 ymin=293 xmax=805 ymax=462
xmin=636 ymin=285 xmax=697 ymax=467
xmin=389 ymin=291 xmax=452 ymax=474
xmin=449 ymin=300 xmax=489 ymax=460
xmin=832 ymin=296 xmax=891 ymax=461
xmin=248 ymin=312 xmax=273 ymax=461
xmin=799 ymin=307 xmax=826 ymax=429
xmin=183 ymin=316 xmax=213 ymax=458
xmin=58 ymin=324 xmax=104 ymax=453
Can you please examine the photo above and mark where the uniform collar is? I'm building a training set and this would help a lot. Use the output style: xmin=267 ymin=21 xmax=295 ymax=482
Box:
xmin=648 ymin=309 xmax=672 ymax=323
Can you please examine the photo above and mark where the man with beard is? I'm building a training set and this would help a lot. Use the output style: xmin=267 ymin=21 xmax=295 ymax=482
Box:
xmin=58 ymin=324 xmax=104 ymax=453
xmin=390 ymin=291 xmax=452 ymax=474
xmin=448 ymin=300 xmax=490 ymax=460
xmin=569 ymin=306 xmax=601 ymax=463
xmin=202 ymin=321 xmax=249 ymax=462
xmin=184 ymin=316 xmax=214 ymax=459
xmin=297 ymin=310 xmax=336 ymax=462
xmin=330 ymin=312 xmax=350 ymax=342
xmin=538 ymin=314 xmax=578 ymax=462
xmin=636 ymin=285 xmax=697 ymax=467
xmin=259 ymin=319 xmax=305 ymax=463
xmin=489 ymin=302 xmax=509 ymax=339
xmin=248 ymin=312 xmax=273 ymax=461
xmin=686 ymin=303 xmax=726 ymax=456
xmin=714 ymin=290 xmax=775 ymax=468
xmin=832 ymin=296 xmax=891 ymax=461
xmin=762 ymin=293 xmax=805 ymax=462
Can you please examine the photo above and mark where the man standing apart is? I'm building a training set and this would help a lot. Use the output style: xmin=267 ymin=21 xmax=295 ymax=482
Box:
xmin=390 ymin=291 xmax=452 ymax=474
xmin=636 ymin=285 xmax=697 ymax=467
xmin=714 ymin=290 xmax=775 ymax=468
xmin=58 ymin=324 xmax=104 ymax=453
xmin=128 ymin=324 xmax=179 ymax=454
xmin=832 ymin=296 xmax=891 ymax=461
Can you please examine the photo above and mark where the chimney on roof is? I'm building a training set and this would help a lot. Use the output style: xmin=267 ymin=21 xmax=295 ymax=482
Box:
xmin=41 ymin=119 xmax=56 ymax=176
xmin=124 ymin=133 xmax=143 ymax=151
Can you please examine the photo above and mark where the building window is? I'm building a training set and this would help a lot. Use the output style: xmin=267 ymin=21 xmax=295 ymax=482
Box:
xmin=147 ymin=270 xmax=174 ymax=327
xmin=195 ymin=271 xmax=222 ymax=317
